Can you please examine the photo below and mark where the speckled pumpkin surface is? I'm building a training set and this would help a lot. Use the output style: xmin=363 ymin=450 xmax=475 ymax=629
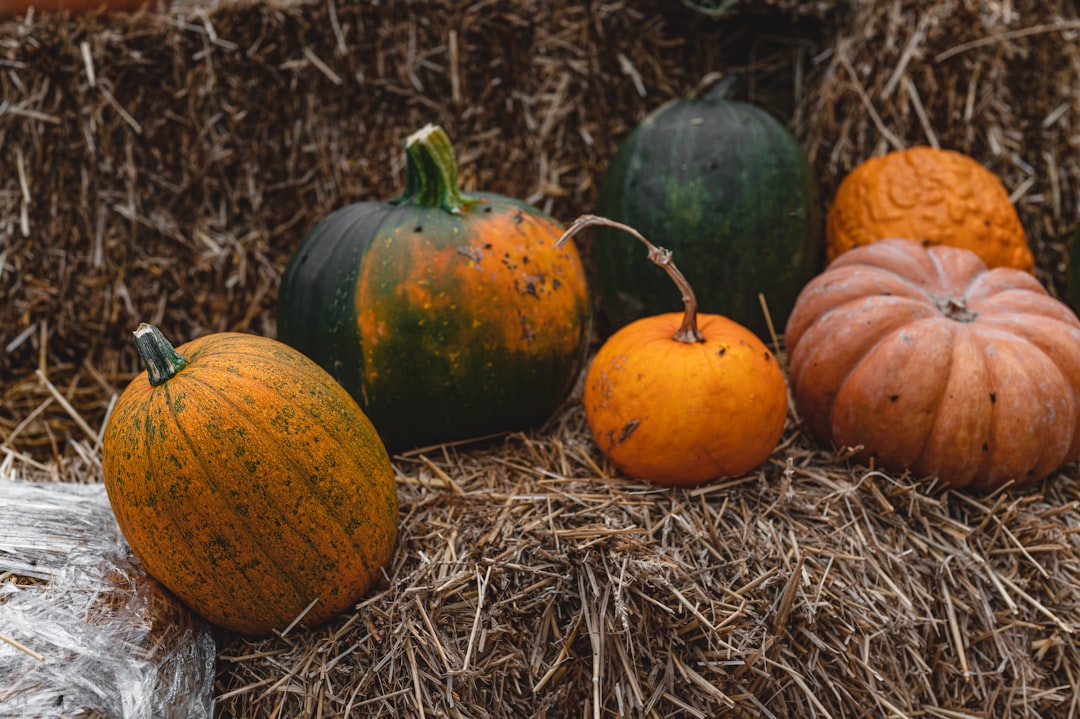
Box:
xmin=584 ymin=311 xmax=789 ymax=487
xmin=102 ymin=326 xmax=398 ymax=636
xmin=826 ymin=146 xmax=1034 ymax=272
xmin=278 ymin=125 xmax=591 ymax=452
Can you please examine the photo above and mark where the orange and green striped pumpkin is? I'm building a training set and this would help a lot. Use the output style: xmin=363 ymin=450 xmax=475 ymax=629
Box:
xmin=101 ymin=323 xmax=398 ymax=636
xmin=277 ymin=124 xmax=591 ymax=452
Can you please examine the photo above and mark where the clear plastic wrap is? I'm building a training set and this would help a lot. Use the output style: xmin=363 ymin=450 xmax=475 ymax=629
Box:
xmin=0 ymin=479 xmax=216 ymax=719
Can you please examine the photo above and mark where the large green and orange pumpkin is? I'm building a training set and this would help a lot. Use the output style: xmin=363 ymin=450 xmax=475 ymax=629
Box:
xmin=277 ymin=124 xmax=591 ymax=452
xmin=785 ymin=237 xmax=1080 ymax=491
xmin=593 ymin=82 xmax=823 ymax=340
xmin=102 ymin=324 xmax=398 ymax=636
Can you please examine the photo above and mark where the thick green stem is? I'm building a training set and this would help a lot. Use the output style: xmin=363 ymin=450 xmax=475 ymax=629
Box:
xmin=398 ymin=124 xmax=479 ymax=214
xmin=555 ymin=214 xmax=704 ymax=343
xmin=133 ymin=323 xmax=188 ymax=387
xmin=689 ymin=71 xmax=741 ymax=102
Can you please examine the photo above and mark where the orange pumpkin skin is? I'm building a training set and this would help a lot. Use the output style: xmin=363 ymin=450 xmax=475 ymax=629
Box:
xmin=786 ymin=238 xmax=1080 ymax=491
xmin=584 ymin=312 xmax=788 ymax=487
xmin=102 ymin=327 xmax=398 ymax=636
xmin=826 ymin=146 xmax=1034 ymax=272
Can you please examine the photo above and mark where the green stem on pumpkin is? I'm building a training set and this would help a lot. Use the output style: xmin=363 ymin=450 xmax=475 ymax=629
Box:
xmin=399 ymin=124 xmax=480 ymax=214
xmin=133 ymin=323 xmax=189 ymax=387
xmin=555 ymin=214 xmax=705 ymax=344
xmin=688 ymin=71 xmax=741 ymax=102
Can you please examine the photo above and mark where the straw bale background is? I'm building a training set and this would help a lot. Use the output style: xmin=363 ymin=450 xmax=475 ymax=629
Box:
xmin=0 ymin=0 xmax=825 ymax=461
xmin=3 ymin=0 xmax=1080 ymax=717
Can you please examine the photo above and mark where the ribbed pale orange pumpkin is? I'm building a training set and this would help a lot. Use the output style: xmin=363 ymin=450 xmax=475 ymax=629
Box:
xmin=786 ymin=238 xmax=1080 ymax=491
xmin=558 ymin=216 xmax=789 ymax=487
xmin=102 ymin=324 xmax=398 ymax=636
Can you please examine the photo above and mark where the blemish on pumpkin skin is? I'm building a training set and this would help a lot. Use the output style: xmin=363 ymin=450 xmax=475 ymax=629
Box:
xmin=520 ymin=315 xmax=536 ymax=343
xmin=457 ymin=246 xmax=483 ymax=263
xmin=889 ymin=395 xmax=900 ymax=402
xmin=615 ymin=419 xmax=640 ymax=444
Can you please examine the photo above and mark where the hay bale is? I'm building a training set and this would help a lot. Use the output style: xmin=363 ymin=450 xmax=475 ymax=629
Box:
xmin=3 ymin=1 xmax=1080 ymax=717
xmin=799 ymin=0 xmax=1080 ymax=291
xmin=0 ymin=0 xmax=821 ymax=460
xmin=207 ymin=411 xmax=1080 ymax=718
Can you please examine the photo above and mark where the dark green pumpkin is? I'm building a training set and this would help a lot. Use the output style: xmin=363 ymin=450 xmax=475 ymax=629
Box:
xmin=1069 ymin=223 xmax=1080 ymax=312
xmin=594 ymin=88 xmax=823 ymax=339
xmin=277 ymin=125 xmax=591 ymax=452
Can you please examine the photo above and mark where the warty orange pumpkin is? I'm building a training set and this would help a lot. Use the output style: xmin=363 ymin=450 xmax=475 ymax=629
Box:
xmin=826 ymin=146 xmax=1034 ymax=272
xmin=556 ymin=215 xmax=789 ymax=487
xmin=101 ymin=324 xmax=398 ymax=636
xmin=786 ymin=237 xmax=1080 ymax=491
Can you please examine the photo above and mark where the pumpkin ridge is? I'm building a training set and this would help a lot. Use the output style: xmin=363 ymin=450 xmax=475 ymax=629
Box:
xmin=179 ymin=369 xmax=385 ymax=577
xmin=802 ymin=297 xmax=935 ymax=392
xmin=132 ymin=386 xmax=246 ymax=609
xmin=834 ymin=317 xmax=958 ymax=467
xmin=912 ymin=318 xmax=959 ymax=468
xmin=128 ymin=382 xmax=287 ymax=627
xmin=205 ymin=356 xmax=396 ymax=547
xmin=972 ymin=326 xmax=1071 ymax=483
xmin=969 ymin=315 xmax=1080 ymax=462
xmin=924 ymin=319 xmax=976 ymax=481
xmin=279 ymin=204 xmax=392 ymax=401
xmin=920 ymin=326 xmax=989 ymax=487
xmin=176 ymin=369 xmax=376 ymax=607
xmin=159 ymin=377 xmax=316 ymax=615
xmin=976 ymin=336 xmax=1041 ymax=487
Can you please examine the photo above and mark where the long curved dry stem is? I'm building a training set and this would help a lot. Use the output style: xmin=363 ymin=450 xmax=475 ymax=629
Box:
xmin=555 ymin=214 xmax=704 ymax=343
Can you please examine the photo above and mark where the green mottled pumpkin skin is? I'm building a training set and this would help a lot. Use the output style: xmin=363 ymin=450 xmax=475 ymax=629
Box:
xmin=102 ymin=331 xmax=398 ymax=637
xmin=278 ymin=132 xmax=591 ymax=452
xmin=595 ymin=97 xmax=823 ymax=339
xmin=1069 ymin=223 xmax=1080 ymax=312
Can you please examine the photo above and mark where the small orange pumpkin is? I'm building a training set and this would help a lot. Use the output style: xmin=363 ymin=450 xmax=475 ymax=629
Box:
xmin=786 ymin=237 xmax=1080 ymax=491
xmin=826 ymin=146 xmax=1034 ymax=272
xmin=556 ymin=215 xmax=789 ymax=487
xmin=102 ymin=324 xmax=398 ymax=636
